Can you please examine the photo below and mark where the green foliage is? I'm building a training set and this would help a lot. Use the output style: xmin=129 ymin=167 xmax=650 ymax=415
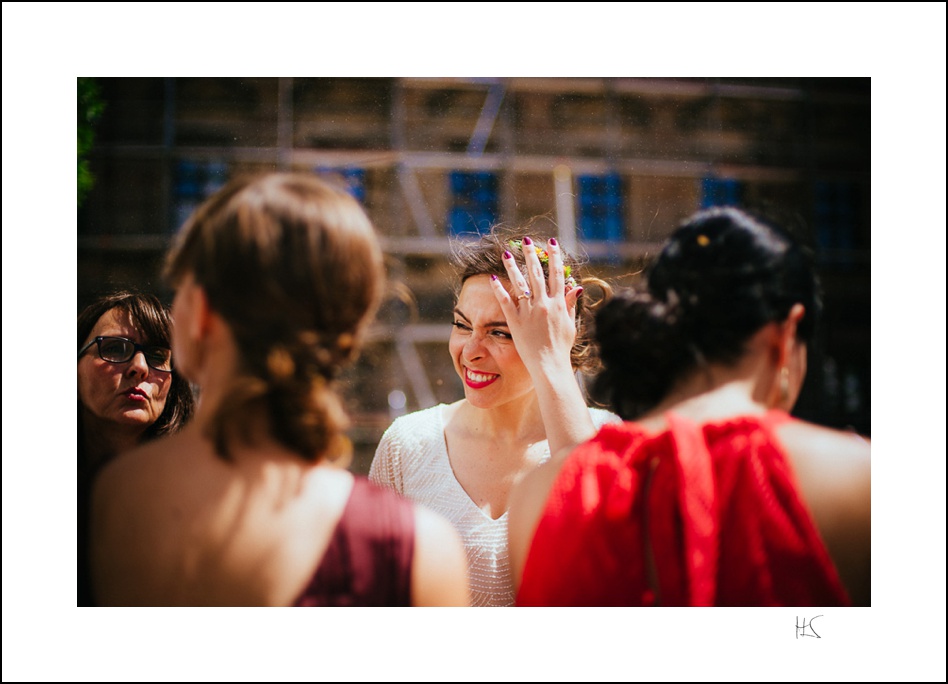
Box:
xmin=78 ymin=78 xmax=106 ymax=207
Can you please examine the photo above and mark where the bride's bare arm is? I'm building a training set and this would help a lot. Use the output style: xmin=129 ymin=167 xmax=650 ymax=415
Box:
xmin=490 ymin=237 xmax=597 ymax=460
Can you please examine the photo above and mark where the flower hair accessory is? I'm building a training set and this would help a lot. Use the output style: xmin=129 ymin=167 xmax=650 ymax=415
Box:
xmin=509 ymin=239 xmax=577 ymax=289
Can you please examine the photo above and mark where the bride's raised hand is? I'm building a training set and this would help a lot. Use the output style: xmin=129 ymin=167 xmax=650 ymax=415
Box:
xmin=490 ymin=236 xmax=582 ymax=374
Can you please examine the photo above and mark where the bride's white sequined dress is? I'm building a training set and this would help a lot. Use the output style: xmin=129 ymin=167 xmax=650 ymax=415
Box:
xmin=369 ymin=403 xmax=620 ymax=607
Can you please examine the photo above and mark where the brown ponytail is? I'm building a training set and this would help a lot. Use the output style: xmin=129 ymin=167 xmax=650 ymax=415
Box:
xmin=164 ymin=172 xmax=383 ymax=461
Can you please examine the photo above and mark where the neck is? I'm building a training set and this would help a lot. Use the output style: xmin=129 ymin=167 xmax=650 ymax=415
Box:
xmin=184 ymin=329 xmax=241 ymax=434
xmin=642 ymin=352 xmax=773 ymax=424
xmin=458 ymin=392 xmax=545 ymax=442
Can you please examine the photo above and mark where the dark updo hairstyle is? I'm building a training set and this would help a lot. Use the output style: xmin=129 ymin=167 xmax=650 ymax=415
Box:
xmin=77 ymin=291 xmax=196 ymax=447
xmin=452 ymin=224 xmax=611 ymax=374
xmin=592 ymin=206 xmax=822 ymax=420
xmin=163 ymin=172 xmax=384 ymax=462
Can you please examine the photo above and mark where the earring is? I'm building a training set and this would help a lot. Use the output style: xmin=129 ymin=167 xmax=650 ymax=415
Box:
xmin=779 ymin=366 xmax=790 ymax=406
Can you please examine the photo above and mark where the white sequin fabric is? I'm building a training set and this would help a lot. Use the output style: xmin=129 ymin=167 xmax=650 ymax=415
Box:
xmin=369 ymin=403 xmax=621 ymax=607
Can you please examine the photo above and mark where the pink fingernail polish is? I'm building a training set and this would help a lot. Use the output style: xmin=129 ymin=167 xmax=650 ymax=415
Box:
xmin=576 ymin=287 xmax=584 ymax=298
xmin=523 ymin=236 xmax=532 ymax=245
xmin=503 ymin=250 xmax=512 ymax=259
xmin=549 ymin=237 xmax=557 ymax=246
xmin=491 ymin=274 xmax=498 ymax=281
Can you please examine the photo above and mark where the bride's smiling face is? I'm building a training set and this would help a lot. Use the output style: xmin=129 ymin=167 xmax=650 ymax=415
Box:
xmin=449 ymin=275 xmax=535 ymax=409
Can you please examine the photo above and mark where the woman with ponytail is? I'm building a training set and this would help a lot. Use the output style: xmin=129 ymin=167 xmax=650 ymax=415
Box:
xmin=508 ymin=206 xmax=871 ymax=607
xmin=90 ymin=173 xmax=467 ymax=606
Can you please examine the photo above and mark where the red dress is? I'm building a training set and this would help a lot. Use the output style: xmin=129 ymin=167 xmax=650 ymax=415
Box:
xmin=517 ymin=411 xmax=851 ymax=607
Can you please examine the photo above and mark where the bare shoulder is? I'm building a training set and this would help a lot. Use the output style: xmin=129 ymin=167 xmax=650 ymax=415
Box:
xmin=413 ymin=504 xmax=461 ymax=548
xmin=94 ymin=436 xmax=175 ymax=505
xmin=90 ymin=436 xmax=184 ymax=606
xmin=775 ymin=420 xmax=871 ymax=488
xmin=508 ymin=458 xmax=563 ymax=592
xmin=411 ymin=504 xmax=469 ymax=606
xmin=510 ymin=458 xmax=561 ymax=526
xmin=775 ymin=419 xmax=871 ymax=606
xmin=91 ymin=433 xmax=190 ymax=541
xmin=91 ymin=432 xmax=198 ymax=567
xmin=773 ymin=419 xmax=870 ymax=517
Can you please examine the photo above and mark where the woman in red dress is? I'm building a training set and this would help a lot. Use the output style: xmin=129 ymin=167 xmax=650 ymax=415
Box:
xmin=508 ymin=206 xmax=870 ymax=607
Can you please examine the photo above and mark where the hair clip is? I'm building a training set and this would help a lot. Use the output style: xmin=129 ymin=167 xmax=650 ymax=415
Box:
xmin=508 ymin=239 xmax=549 ymax=263
xmin=509 ymin=239 xmax=576 ymax=289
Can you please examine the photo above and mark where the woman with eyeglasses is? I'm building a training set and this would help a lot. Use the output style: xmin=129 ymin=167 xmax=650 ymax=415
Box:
xmin=77 ymin=291 xmax=195 ymax=605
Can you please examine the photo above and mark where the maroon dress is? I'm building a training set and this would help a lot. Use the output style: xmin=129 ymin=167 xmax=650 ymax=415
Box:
xmin=517 ymin=411 xmax=852 ymax=607
xmin=294 ymin=477 xmax=415 ymax=607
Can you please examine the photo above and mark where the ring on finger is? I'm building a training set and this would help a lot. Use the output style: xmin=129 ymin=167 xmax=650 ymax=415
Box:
xmin=517 ymin=293 xmax=531 ymax=301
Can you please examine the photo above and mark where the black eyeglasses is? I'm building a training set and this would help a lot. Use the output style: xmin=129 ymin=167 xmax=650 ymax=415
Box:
xmin=78 ymin=336 xmax=173 ymax=372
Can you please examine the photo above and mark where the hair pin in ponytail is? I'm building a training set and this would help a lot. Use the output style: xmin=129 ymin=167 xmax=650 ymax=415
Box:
xmin=266 ymin=345 xmax=296 ymax=380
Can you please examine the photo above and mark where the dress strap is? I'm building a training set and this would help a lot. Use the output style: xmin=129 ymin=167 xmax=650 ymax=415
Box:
xmin=665 ymin=412 xmax=718 ymax=606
